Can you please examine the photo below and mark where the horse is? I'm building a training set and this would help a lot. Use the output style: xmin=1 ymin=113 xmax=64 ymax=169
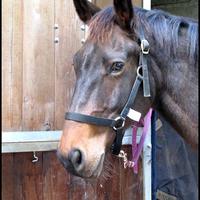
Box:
xmin=57 ymin=0 xmax=198 ymax=179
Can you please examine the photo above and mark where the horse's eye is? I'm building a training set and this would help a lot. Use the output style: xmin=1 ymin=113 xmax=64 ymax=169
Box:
xmin=110 ymin=62 xmax=124 ymax=74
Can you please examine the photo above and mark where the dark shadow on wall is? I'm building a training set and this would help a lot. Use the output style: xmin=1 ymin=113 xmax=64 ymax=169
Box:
xmin=152 ymin=0 xmax=198 ymax=19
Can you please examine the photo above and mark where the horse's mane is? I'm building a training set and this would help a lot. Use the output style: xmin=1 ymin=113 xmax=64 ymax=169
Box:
xmin=136 ymin=8 xmax=198 ymax=64
xmin=88 ymin=6 xmax=198 ymax=65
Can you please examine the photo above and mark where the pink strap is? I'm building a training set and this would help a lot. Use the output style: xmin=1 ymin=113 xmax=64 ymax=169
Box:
xmin=132 ymin=108 xmax=153 ymax=174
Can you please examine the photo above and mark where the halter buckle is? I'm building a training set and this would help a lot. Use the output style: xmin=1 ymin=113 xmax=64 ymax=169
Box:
xmin=113 ymin=116 xmax=125 ymax=131
xmin=141 ymin=39 xmax=150 ymax=54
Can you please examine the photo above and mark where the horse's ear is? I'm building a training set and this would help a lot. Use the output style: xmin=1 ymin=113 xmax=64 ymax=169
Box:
xmin=113 ymin=0 xmax=134 ymax=31
xmin=73 ymin=0 xmax=101 ymax=23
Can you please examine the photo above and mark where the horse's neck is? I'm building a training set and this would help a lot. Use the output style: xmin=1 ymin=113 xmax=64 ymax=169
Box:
xmin=157 ymin=90 xmax=198 ymax=148
xmin=135 ymin=8 xmax=198 ymax=147
xmin=150 ymin=44 xmax=198 ymax=148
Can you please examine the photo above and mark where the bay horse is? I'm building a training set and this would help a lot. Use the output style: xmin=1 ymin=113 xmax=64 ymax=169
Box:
xmin=57 ymin=0 xmax=198 ymax=179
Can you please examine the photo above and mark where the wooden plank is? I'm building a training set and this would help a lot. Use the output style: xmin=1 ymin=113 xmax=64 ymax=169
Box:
xmin=43 ymin=151 xmax=70 ymax=200
xmin=2 ymin=0 xmax=13 ymax=130
xmin=2 ymin=154 xmax=14 ymax=200
xmin=11 ymin=0 xmax=23 ymax=130
xmin=3 ymin=151 xmax=70 ymax=200
xmin=2 ymin=0 xmax=23 ymax=131
xmin=13 ymin=152 xmax=43 ymax=200
xmin=22 ymin=0 xmax=55 ymax=131
xmin=54 ymin=0 xmax=84 ymax=129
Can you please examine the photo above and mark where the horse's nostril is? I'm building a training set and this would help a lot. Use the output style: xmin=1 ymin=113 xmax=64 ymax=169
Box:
xmin=72 ymin=150 xmax=82 ymax=165
xmin=57 ymin=148 xmax=85 ymax=176
xmin=68 ymin=149 xmax=84 ymax=172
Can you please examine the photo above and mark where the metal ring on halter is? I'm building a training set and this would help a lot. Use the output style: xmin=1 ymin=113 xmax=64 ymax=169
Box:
xmin=113 ymin=116 xmax=125 ymax=131
xmin=137 ymin=65 xmax=143 ymax=80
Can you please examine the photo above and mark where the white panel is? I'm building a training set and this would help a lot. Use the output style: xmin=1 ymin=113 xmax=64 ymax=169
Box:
xmin=143 ymin=0 xmax=151 ymax=10
xmin=142 ymin=121 xmax=152 ymax=200
xmin=2 ymin=130 xmax=135 ymax=153
xmin=2 ymin=131 xmax=62 ymax=153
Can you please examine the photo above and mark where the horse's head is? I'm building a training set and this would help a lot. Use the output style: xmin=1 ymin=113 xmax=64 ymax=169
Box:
xmin=58 ymin=0 xmax=152 ymax=179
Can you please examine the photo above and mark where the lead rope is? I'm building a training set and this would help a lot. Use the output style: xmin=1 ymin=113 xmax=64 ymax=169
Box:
xmin=118 ymin=108 xmax=153 ymax=172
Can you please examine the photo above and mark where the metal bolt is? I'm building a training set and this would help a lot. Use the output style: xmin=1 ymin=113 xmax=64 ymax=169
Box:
xmin=54 ymin=37 xmax=59 ymax=43
xmin=54 ymin=24 xmax=59 ymax=29
xmin=44 ymin=121 xmax=51 ymax=131
xmin=81 ymin=39 xmax=85 ymax=44
xmin=80 ymin=24 xmax=85 ymax=31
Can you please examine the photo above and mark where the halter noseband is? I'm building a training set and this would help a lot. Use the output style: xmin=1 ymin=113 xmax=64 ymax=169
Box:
xmin=65 ymin=37 xmax=151 ymax=155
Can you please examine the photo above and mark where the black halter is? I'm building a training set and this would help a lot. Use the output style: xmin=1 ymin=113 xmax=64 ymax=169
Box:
xmin=65 ymin=37 xmax=150 ymax=155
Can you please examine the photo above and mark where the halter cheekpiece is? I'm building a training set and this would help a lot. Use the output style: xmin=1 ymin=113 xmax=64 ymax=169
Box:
xmin=65 ymin=35 xmax=151 ymax=155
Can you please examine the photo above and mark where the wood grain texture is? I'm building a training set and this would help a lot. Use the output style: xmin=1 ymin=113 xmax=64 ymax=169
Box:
xmin=42 ymin=151 xmax=69 ymax=200
xmin=2 ymin=151 xmax=143 ymax=200
xmin=11 ymin=152 xmax=43 ymax=200
xmin=2 ymin=0 xmax=24 ymax=131
xmin=54 ymin=0 xmax=84 ymax=129
xmin=2 ymin=0 xmax=13 ymax=130
xmin=2 ymin=154 xmax=14 ymax=200
xmin=22 ymin=0 xmax=55 ymax=131
xmin=11 ymin=0 xmax=23 ymax=130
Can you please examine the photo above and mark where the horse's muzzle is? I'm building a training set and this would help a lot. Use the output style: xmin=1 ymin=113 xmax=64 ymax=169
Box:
xmin=57 ymin=148 xmax=85 ymax=177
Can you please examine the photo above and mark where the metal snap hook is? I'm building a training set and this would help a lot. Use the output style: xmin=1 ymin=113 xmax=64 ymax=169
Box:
xmin=32 ymin=151 xmax=38 ymax=163
xmin=118 ymin=150 xmax=135 ymax=169
xmin=118 ymin=150 xmax=126 ymax=158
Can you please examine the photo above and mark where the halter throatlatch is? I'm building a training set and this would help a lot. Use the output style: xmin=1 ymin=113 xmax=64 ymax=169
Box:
xmin=65 ymin=37 xmax=151 ymax=155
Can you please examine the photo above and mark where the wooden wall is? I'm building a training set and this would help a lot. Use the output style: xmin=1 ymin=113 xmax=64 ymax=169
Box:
xmin=2 ymin=0 xmax=83 ymax=132
xmin=2 ymin=0 xmax=143 ymax=199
